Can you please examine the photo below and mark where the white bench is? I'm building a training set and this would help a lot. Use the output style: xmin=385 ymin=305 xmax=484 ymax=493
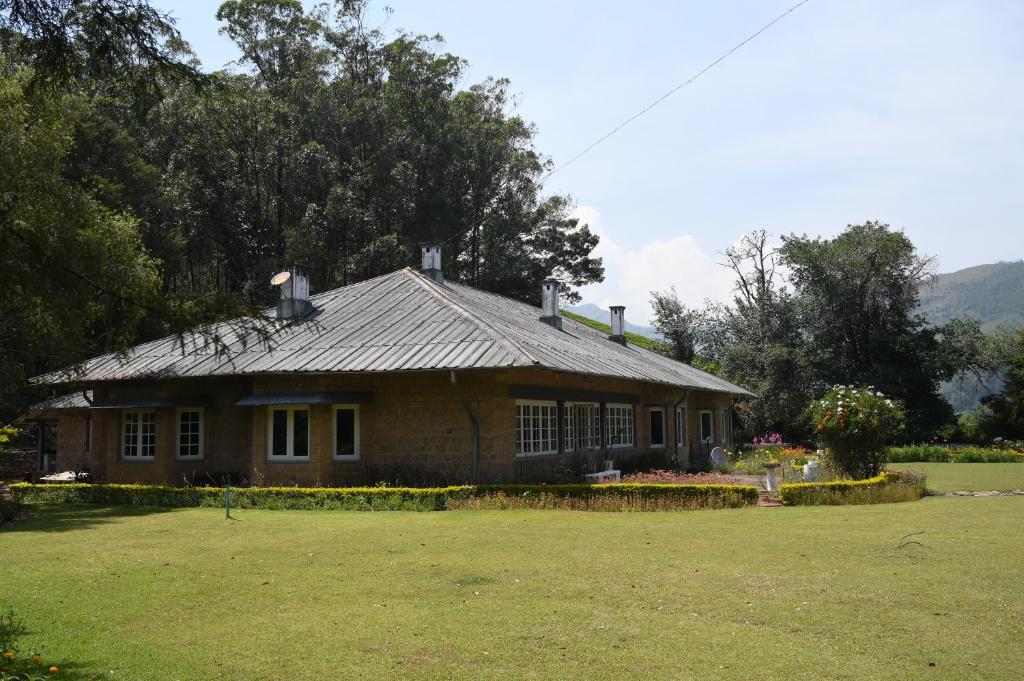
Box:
xmin=584 ymin=469 xmax=621 ymax=483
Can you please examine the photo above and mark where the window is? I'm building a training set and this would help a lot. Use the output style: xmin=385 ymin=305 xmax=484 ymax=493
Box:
xmin=699 ymin=410 xmax=714 ymax=444
xmin=606 ymin=404 xmax=634 ymax=448
xmin=333 ymin=405 xmax=360 ymax=460
xmin=176 ymin=409 xmax=203 ymax=459
xmin=267 ymin=406 xmax=310 ymax=460
xmin=564 ymin=402 xmax=600 ymax=452
xmin=122 ymin=411 xmax=156 ymax=460
xmin=515 ymin=400 xmax=558 ymax=457
xmin=718 ymin=409 xmax=727 ymax=444
xmin=676 ymin=407 xmax=686 ymax=449
xmin=649 ymin=407 xmax=666 ymax=448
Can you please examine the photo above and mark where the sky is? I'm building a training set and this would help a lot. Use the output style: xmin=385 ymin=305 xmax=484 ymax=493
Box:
xmin=159 ymin=0 xmax=1024 ymax=323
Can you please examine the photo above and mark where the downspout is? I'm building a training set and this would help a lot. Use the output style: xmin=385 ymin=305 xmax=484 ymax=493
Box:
xmin=450 ymin=370 xmax=480 ymax=482
xmin=672 ymin=389 xmax=689 ymax=468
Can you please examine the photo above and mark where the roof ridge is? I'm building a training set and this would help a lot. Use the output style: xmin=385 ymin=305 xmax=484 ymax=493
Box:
xmin=401 ymin=268 xmax=539 ymax=366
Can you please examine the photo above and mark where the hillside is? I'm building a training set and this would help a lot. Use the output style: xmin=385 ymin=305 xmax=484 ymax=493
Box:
xmin=560 ymin=310 xmax=665 ymax=352
xmin=918 ymin=261 xmax=1024 ymax=331
xmin=567 ymin=303 xmax=660 ymax=339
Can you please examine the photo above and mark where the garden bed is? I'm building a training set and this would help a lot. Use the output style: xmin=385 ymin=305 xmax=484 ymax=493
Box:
xmin=10 ymin=481 xmax=758 ymax=512
xmin=779 ymin=470 xmax=926 ymax=506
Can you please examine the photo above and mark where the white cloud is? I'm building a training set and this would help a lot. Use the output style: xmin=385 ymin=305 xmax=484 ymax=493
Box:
xmin=574 ymin=206 xmax=734 ymax=325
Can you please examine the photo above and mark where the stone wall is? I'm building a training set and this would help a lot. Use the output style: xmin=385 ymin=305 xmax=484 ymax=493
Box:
xmin=0 ymin=448 xmax=36 ymax=479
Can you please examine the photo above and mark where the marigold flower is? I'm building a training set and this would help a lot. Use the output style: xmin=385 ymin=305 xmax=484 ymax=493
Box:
xmin=49 ymin=665 xmax=59 ymax=674
xmin=2 ymin=651 xmax=14 ymax=661
xmin=33 ymin=654 xmax=43 ymax=665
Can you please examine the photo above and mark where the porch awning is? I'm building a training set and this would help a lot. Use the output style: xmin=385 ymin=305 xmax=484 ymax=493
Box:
xmin=91 ymin=398 xmax=213 ymax=409
xmin=235 ymin=392 xmax=373 ymax=407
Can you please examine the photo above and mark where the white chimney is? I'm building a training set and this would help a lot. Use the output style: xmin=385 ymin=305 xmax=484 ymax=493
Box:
xmin=272 ymin=266 xmax=312 ymax=319
xmin=609 ymin=306 xmax=626 ymax=345
xmin=420 ymin=243 xmax=444 ymax=284
xmin=540 ymin=278 xmax=562 ymax=330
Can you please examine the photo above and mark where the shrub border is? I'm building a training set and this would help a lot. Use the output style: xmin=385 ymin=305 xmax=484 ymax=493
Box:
xmin=779 ymin=471 xmax=925 ymax=506
xmin=10 ymin=482 xmax=758 ymax=512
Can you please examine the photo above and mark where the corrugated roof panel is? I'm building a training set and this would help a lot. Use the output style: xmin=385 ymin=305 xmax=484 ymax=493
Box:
xmin=32 ymin=267 xmax=751 ymax=396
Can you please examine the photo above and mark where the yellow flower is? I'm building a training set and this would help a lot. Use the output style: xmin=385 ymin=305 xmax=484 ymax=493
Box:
xmin=49 ymin=665 xmax=59 ymax=674
xmin=2 ymin=651 xmax=14 ymax=660
xmin=33 ymin=654 xmax=43 ymax=665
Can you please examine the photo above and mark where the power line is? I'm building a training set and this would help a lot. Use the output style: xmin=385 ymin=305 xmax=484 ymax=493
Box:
xmin=541 ymin=0 xmax=813 ymax=182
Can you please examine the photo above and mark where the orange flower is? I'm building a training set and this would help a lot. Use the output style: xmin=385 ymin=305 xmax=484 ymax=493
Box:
xmin=49 ymin=665 xmax=59 ymax=674
xmin=2 ymin=651 xmax=14 ymax=661
xmin=33 ymin=654 xmax=43 ymax=665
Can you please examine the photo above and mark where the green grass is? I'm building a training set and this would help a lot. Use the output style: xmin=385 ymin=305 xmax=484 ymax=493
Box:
xmin=2 ymin=500 xmax=1023 ymax=680
xmin=561 ymin=309 xmax=663 ymax=351
xmin=890 ymin=462 xmax=1024 ymax=492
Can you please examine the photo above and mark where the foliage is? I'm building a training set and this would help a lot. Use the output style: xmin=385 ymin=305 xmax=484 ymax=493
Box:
xmin=886 ymin=445 xmax=1022 ymax=464
xmin=977 ymin=330 xmax=1024 ymax=439
xmin=0 ymin=499 xmax=19 ymax=525
xmin=620 ymin=470 xmax=741 ymax=485
xmin=778 ymin=470 xmax=925 ymax=506
xmin=806 ymin=386 xmax=905 ymax=479
xmin=0 ymin=426 xmax=14 ymax=452
xmin=11 ymin=481 xmax=758 ymax=511
xmin=0 ymin=608 xmax=58 ymax=680
xmin=649 ymin=287 xmax=709 ymax=363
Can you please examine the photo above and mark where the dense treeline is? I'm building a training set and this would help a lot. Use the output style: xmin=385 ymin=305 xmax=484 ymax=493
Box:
xmin=0 ymin=0 xmax=602 ymax=420
xmin=651 ymin=224 xmax=1015 ymax=441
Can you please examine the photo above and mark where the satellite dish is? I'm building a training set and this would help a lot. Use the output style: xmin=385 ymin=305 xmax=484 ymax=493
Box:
xmin=270 ymin=271 xmax=291 ymax=286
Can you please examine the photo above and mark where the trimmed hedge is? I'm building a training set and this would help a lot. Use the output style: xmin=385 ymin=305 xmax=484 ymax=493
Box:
xmin=779 ymin=471 xmax=926 ymax=506
xmin=10 ymin=482 xmax=758 ymax=512
xmin=0 ymin=497 xmax=21 ymax=524
xmin=886 ymin=445 xmax=1023 ymax=463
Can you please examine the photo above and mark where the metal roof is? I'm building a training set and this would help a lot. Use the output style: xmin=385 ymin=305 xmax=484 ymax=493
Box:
xmin=33 ymin=269 xmax=752 ymax=396
xmin=28 ymin=391 xmax=93 ymax=411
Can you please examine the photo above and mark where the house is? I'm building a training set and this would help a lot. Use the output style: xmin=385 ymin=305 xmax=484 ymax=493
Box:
xmin=28 ymin=246 xmax=751 ymax=485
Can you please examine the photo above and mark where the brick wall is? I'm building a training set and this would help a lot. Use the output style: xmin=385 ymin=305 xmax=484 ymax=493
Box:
xmin=85 ymin=368 xmax=736 ymax=485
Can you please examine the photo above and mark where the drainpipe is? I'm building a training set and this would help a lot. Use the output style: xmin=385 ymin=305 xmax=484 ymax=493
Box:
xmin=450 ymin=370 xmax=480 ymax=482
xmin=672 ymin=389 xmax=689 ymax=468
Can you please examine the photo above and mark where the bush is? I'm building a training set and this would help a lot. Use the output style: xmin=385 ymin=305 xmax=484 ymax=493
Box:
xmin=886 ymin=445 xmax=1023 ymax=463
xmin=806 ymin=386 xmax=905 ymax=479
xmin=0 ymin=499 xmax=20 ymax=525
xmin=779 ymin=470 xmax=926 ymax=506
xmin=10 ymin=482 xmax=758 ymax=512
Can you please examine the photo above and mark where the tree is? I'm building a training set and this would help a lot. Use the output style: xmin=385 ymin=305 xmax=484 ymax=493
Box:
xmin=806 ymin=385 xmax=905 ymax=479
xmin=978 ymin=330 xmax=1024 ymax=439
xmin=649 ymin=288 xmax=707 ymax=364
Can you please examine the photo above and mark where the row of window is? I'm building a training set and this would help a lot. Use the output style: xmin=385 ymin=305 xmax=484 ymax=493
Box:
xmin=120 ymin=406 xmax=360 ymax=462
xmin=515 ymin=401 xmax=727 ymax=457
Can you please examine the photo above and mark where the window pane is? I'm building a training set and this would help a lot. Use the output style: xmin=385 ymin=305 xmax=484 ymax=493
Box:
xmin=293 ymin=409 xmax=309 ymax=457
xmin=336 ymin=408 xmax=355 ymax=457
xmin=272 ymin=409 xmax=288 ymax=456
xmin=650 ymin=410 xmax=664 ymax=446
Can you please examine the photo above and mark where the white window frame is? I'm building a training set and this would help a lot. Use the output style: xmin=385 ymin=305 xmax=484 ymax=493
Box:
xmin=699 ymin=409 xmax=714 ymax=444
xmin=175 ymin=408 xmax=204 ymax=460
xmin=515 ymin=400 xmax=559 ymax=458
xmin=676 ymin=407 xmax=686 ymax=450
xmin=267 ymin=405 xmax=311 ymax=461
xmin=122 ymin=410 xmax=156 ymax=461
xmin=332 ymin=404 xmax=361 ymax=461
xmin=564 ymin=401 xmax=600 ymax=453
xmin=718 ymin=409 xmax=727 ymax=445
xmin=605 ymin=403 xmax=635 ymax=449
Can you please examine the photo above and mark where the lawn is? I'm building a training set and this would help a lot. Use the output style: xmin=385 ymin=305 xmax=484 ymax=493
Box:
xmin=889 ymin=462 xmax=1024 ymax=492
xmin=2 ymin=499 xmax=1022 ymax=680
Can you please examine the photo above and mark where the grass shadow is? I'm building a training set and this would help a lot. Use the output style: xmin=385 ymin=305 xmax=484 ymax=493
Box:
xmin=0 ymin=503 xmax=177 ymax=534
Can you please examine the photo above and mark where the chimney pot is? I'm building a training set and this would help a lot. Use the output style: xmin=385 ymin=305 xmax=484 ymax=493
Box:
xmin=420 ymin=243 xmax=444 ymax=284
xmin=540 ymin=278 xmax=562 ymax=330
xmin=609 ymin=305 xmax=626 ymax=345
xmin=274 ymin=266 xmax=312 ymax=320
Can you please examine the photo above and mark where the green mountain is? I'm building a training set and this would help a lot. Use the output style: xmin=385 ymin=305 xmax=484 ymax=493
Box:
xmin=918 ymin=261 xmax=1023 ymax=412
xmin=918 ymin=261 xmax=1024 ymax=332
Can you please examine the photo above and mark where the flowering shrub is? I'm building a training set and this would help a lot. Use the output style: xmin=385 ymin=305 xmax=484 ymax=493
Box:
xmin=806 ymin=386 xmax=905 ymax=479
xmin=752 ymin=432 xmax=783 ymax=447
xmin=620 ymin=470 xmax=740 ymax=485
xmin=0 ymin=609 xmax=58 ymax=680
